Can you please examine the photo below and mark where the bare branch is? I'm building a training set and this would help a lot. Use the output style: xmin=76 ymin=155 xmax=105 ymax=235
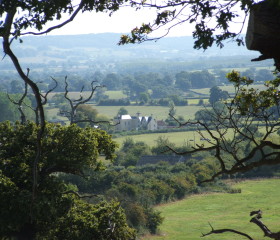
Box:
xmin=7 ymin=80 xmax=28 ymax=124
xmin=62 ymin=76 xmax=105 ymax=125
xmin=201 ymin=222 xmax=254 ymax=240
xmin=202 ymin=211 xmax=280 ymax=240
xmin=40 ymin=77 xmax=58 ymax=105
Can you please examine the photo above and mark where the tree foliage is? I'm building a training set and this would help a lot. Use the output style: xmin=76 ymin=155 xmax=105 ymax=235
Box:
xmin=209 ymin=86 xmax=229 ymax=105
xmin=175 ymin=71 xmax=216 ymax=90
xmin=0 ymin=121 xmax=136 ymax=239
xmin=118 ymin=0 xmax=255 ymax=49
xmin=0 ymin=92 xmax=34 ymax=122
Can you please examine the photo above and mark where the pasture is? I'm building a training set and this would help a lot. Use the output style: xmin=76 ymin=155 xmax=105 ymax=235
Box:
xmin=46 ymin=104 xmax=203 ymax=121
xmin=47 ymin=90 xmax=127 ymax=100
xmin=93 ymin=105 xmax=203 ymax=120
xmin=114 ymin=126 xmax=279 ymax=148
xmin=143 ymin=178 xmax=280 ymax=240
xmin=114 ymin=130 xmax=209 ymax=148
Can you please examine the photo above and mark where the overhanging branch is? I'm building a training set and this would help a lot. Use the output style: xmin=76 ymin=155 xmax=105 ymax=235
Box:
xmin=21 ymin=0 xmax=84 ymax=36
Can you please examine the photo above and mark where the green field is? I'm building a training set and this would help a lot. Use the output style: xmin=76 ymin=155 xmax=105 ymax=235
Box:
xmin=47 ymin=90 xmax=127 ymax=100
xmin=93 ymin=105 xmax=203 ymax=120
xmin=114 ymin=130 xmax=210 ymax=147
xmin=46 ymin=105 xmax=203 ymax=121
xmin=104 ymin=90 xmax=128 ymax=99
xmin=143 ymin=178 xmax=280 ymax=240
xmin=114 ymin=126 xmax=279 ymax=148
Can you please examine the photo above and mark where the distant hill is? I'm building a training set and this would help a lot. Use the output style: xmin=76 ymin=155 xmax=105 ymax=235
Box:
xmin=1 ymin=33 xmax=268 ymax=74
xmin=7 ymin=33 xmax=257 ymax=60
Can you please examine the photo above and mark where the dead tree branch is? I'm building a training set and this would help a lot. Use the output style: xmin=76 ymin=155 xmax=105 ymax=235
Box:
xmin=59 ymin=76 xmax=114 ymax=127
xmin=201 ymin=222 xmax=254 ymax=240
xmin=202 ymin=211 xmax=280 ymax=240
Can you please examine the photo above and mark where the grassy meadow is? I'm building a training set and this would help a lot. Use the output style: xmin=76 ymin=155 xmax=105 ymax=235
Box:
xmin=114 ymin=126 xmax=279 ymax=148
xmin=143 ymin=178 xmax=280 ymax=240
xmin=93 ymin=105 xmax=203 ymax=120
xmin=46 ymin=104 xmax=203 ymax=122
xmin=114 ymin=130 xmax=209 ymax=147
xmin=47 ymin=90 xmax=127 ymax=100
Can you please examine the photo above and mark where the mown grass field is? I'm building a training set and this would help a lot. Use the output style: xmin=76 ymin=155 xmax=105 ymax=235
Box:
xmin=114 ymin=130 xmax=209 ymax=147
xmin=47 ymin=90 xmax=127 ymax=100
xmin=93 ymin=105 xmax=203 ymax=120
xmin=46 ymin=104 xmax=203 ymax=121
xmin=114 ymin=127 xmax=279 ymax=148
xmin=143 ymin=178 xmax=280 ymax=240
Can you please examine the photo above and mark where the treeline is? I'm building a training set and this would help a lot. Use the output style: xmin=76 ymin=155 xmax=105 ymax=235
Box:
xmin=2 ymin=68 xmax=274 ymax=100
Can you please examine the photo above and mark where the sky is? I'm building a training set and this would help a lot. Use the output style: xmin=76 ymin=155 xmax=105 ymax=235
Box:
xmin=47 ymin=5 xmax=247 ymax=37
xmin=49 ymin=7 xmax=194 ymax=37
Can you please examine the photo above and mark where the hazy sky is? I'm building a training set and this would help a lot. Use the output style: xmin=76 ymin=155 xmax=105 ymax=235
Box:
xmin=48 ymin=6 xmax=247 ymax=37
xmin=49 ymin=7 xmax=193 ymax=36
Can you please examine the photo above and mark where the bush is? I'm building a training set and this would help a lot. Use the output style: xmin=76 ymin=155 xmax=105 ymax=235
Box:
xmin=145 ymin=208 xmax=164 ymax=234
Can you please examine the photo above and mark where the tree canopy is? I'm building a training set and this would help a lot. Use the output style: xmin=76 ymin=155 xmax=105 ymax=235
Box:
xmin=209 ymin=86 xmax=229 ymax=105
xmin=0 ymin=121 xmax=136 ymax=239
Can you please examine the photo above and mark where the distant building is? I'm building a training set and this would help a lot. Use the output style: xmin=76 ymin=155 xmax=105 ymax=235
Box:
xmin=114 ymin=114 xmax=157 ymax=131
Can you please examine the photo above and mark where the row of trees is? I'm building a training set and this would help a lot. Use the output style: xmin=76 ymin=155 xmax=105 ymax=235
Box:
xmin=1 ymin=68 xmax=274 ymax=110
xmin=4 ymin=68 xmax=273 ymax=97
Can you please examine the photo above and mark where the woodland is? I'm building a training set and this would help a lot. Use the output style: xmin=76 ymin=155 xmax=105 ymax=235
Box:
xmin=1 ymin=0 xmax=280 ymax=240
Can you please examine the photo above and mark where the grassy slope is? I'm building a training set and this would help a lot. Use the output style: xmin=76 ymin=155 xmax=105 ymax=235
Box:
xmin=143 ymin=178 xmax=280 ymax=240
